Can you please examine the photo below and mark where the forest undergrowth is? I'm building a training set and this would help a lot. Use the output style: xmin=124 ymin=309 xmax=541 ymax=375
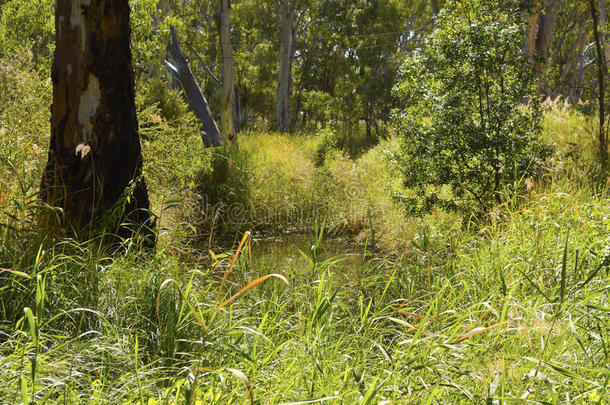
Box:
xmin=0 ymin=58 xmax=609 ymax=403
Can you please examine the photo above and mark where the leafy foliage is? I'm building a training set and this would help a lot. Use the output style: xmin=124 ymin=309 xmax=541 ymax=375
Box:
xmin=136 ymin=77 xmax=207 ymax=194
xmin=0 ymin=0 xmax=54 ymax=74
xmin=393 ymin=0 xmax=553 ymax=214
xmin=1 ymin=1 xmax=610 ymax=403
xmin=194 ymin=146 xmax=254 ymax=236
xmin=313 ymin=127 xmax=337 ymax=167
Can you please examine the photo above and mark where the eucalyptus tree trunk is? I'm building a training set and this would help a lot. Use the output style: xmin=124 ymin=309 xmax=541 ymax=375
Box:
xmin=536 ymin=0 xmax=557 ymax=58
xmin=233 ymin=84 xmax=244 ymax=132
xmin=525 ymin=0 xmax=542 ymax=59
xmin=598 ymin=0 xmax=610 ymax=63
xmin=158 ymin=0 xmax=169 ymax=19
xmin=591 ymin=0 xmax=608 ymax=169
xmin=431 ymin=0 xmax=440 ymax=15
xmin=41 ymin=0 xmax=154 ymax=243
xmin=219 ymin=0 xmax=237 ymax=145
xmin=524 ymin=0 xmax=556 ymax=60
xmin=535 ymin=0 xmax=558 ymax=92
xmin=276 ymin=0 xmax=295 ymax=133
xmin=166 ymin=26 xmax=223 ymax=147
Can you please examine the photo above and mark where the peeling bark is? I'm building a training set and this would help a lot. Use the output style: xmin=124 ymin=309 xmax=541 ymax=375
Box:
xmin=41 ymin=0 xmax=154 ymax=244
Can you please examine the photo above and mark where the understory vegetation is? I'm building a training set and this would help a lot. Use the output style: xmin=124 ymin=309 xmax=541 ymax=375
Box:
xmin=2 ymin=0 xmax=610 ymax=402
xmin=1 ymin=52 xmax=609 ymax=403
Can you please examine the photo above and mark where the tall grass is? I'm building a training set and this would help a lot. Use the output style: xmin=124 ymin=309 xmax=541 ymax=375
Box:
xmin=1 ymin=177 xmax=608 ymax=402
xmin=1 ymin=58 xmax=608 ymax=402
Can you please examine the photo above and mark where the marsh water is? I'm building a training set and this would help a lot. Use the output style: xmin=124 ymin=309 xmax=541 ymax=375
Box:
xmin=248 ymin=233 xmax=374 ymax=277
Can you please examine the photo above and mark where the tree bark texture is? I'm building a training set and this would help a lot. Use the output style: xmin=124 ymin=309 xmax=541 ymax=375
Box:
xmin=591 ymin=0 xmax=608 ymax=169
xmin=276 ymin=0 xmax=294 ymax=133
xmin=219 ymin=0 xmax=237 ymax=145
xmin=536 ymin=0 xmax=558 ymax=58
xmin=41 ymin=0 xmax=154 ymax=242
xmin=535 ymin=0 xmax=558 ymax=93
xmin=597 ymin=0 xmax=610 ymax=64
xmin=525 ymin=0 xmax=542 ymax=59
xmin=166 ymin=26 xmax=223 ymax=147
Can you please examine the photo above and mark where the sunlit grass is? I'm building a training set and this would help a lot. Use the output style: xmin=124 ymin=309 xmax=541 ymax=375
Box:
xmin=1 ymin=67 xmax=609 ymax=404
xmin=1 ymin=179 xmax=608 ymax=402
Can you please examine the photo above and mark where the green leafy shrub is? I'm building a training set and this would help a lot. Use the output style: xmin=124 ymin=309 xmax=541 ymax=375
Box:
xmin=137 ymin=77 xmax=193 ymax=123
xmin=393 ymin=0 xmax=553 ymax=215
xmin=0 ymin=56 xmax=52 ymax=263
xmin=136 ymin=78 xmax=207 ymax=195
xmin=0 ymin=0 xmax=54 ymax=74
xmin=0 ymin=55 xmax=51 ymax=175
xmin=314 ymin=127 xmax=338 ymax=167
xmin=302 ymin=90 xmax=336 ymax=125
xmin=194 ymin=147 xmax=253 ymax=235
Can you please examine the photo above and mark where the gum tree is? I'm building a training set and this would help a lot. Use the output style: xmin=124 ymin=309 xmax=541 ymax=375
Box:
xmin=219 ymin=0 xmax=237 ymax=145
xmin=276 ymin=0 xmax=298 ymax=132
xmin=41 ymin=0 xmax=154 ymax=243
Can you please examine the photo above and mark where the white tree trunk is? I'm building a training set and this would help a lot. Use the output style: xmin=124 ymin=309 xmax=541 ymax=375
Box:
xmin=276 ymin=0 xmax=294 ymax=133
xmin=166 ymin=26 xmax=223 ymax=147
xmin=219 ymin=0 xmax=237 ymax=145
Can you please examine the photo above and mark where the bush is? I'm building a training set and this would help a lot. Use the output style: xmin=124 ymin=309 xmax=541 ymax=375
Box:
xmin=0 ymin=55 xmax=51 ymax=189
xmin=137 ymin=77 xmax=193 ymax=123
xmin=314 ymin=127 xmax=338 ymax=167
xmin=302 ymin=90 xmax=335 ymax=125
xmin=194 ymin=147 xmax=253 ymax=235
xmin=0 ymin=0 xmax=54 ymax=74
xmin=393 ymin=0 xmax=552 ymax=215
xmin=136 ymin=77 xmax=207 ymax=196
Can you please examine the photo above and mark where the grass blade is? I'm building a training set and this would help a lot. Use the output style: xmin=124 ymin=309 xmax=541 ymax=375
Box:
xmin=216 ymin=231 xmax=251 ymax=308
xmin=217 ymin=274 xmax=290 ymax=310
xmin=558 ymin=231 xmax=569 ymax=308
